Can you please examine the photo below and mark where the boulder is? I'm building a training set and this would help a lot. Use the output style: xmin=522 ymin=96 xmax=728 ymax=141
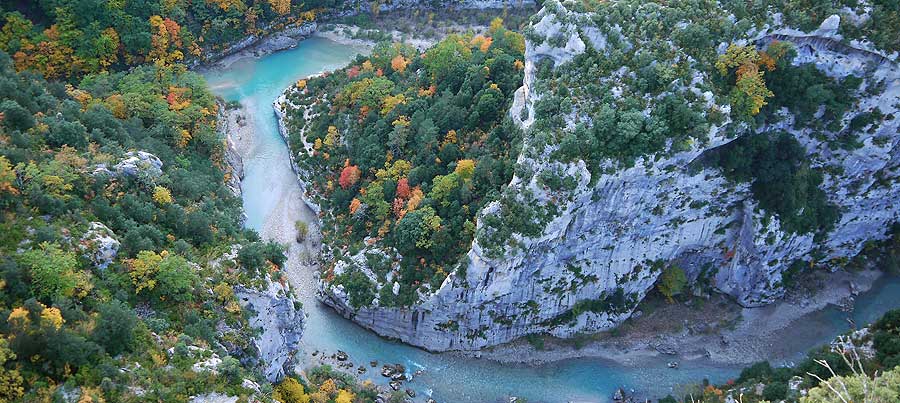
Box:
xmin=114 ymin=151 xmax=163 ymax=179
xmin=79 ymin=222 xmax=120 ymax=270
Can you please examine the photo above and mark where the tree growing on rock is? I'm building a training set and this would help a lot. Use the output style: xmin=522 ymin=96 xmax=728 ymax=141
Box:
xmin=657 ymin=265 xmax=687 ymax=302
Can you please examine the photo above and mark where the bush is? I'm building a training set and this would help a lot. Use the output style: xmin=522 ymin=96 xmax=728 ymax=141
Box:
xmin=295 ymin=221 xmax=309 ymax=243
xmin=657 ymin=265 xmax=687 ymax=302
xmin=92 ymin=300 xmax=138 ymax=357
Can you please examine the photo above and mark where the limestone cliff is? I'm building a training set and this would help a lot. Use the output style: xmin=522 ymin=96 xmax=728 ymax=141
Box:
xmin=313 ymin=0 xmax=900 ymax=351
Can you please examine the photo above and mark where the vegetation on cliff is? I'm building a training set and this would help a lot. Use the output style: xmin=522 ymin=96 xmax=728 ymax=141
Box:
xmin=283 ymin=19 xmax=526 ymax=307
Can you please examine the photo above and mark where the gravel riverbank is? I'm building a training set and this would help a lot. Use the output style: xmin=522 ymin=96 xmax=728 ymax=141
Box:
xmin=469 ymin=269 xmax=882 ymax=367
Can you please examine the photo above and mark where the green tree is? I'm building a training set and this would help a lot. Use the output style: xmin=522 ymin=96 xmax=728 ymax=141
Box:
xmin=423 ymin=35 xmax=472 ymax=82
xmin=18 ymin=243 xmax=79 ymax=301
xmin=155 ymin=253 xmax=198 ymax=303
xmin=393 ymin=206 xmax=441 ymax=253
xmin=92 ymin=299 xmax=138 ymax=356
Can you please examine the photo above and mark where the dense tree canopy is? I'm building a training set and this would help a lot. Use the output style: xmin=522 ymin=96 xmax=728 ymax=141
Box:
xmin=285 ymin=21 xmax=525 ymax=307
xmin=0 ymin=51 xmax=281 ymax=401
xmin=0 ymin=0 xmax=329 ymax=78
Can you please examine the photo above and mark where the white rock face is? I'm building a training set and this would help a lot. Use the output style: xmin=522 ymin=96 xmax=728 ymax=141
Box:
xmin=235 ymin=281 xmax=304 ymax=382
xmin=79 ymin=222 xmax=119 ymax=271
xmin=114 ymin=151 xmax=163 ymax=179
xmin=190 ymin=393 xmax=239 ymax=403
xmin=318 ymin=1 xmax=900 ymax=351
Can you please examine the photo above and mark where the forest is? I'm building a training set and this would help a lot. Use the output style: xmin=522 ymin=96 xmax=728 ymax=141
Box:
xmin=0 ymin=48 xmax=303 ymax=400
xmin=283 ymin=19 xmax=526 ymax=308
xmin=0 ymin=0 xmax=330 ymax=79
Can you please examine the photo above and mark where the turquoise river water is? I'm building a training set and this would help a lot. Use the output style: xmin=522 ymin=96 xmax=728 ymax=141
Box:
xmin=202 ymin=37 xmax=900 ymax=403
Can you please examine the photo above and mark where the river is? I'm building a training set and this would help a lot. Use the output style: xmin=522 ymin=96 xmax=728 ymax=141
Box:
xmin=202 ymin=36 xmax=900 ymax=403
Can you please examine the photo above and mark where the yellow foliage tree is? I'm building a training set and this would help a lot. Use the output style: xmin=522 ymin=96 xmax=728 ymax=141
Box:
xmin=715 ymin=44 xmax=760 ymax=76
xmin=381 ymin=94 xmax=406 ymax=115
xmin=319 ymin=379 xmax=337 ymax=396
xmin=349 ymin=198 xmax=362 ymax=215
xmin=405 ymin=187 xmax=424 ymax=213
xmin=148 ymin=16 xmax=184 ymax=69
xmin=335 ymin=390 xmax=354 ymax=403
xmin=273 ymin=377 xmax=310 ymax=403
xmin=716 ymin=43 xmax=778 ymax=118
xmin=489 ymin=17 xmax=504 ymax=34
xmin=7 ymin=308 xmax=29 ymax=329
xmin=392 ymin=115 xmax=410 ymax=127
xmin=454 ymin=159 xmax=476 ymax=181
xmin=308 ymin=391 xmax=327 ymax=403
xmin=153 ymin=186 xmax=173 ymax=205
xmin=208 ymin=0 xmax=246 ymax=11
xmin=324 ymin=126 xmax=339 ymax=147
xmin=77 ymin=386 xmax=106 ymax=403
xmin=375 ymin=159 xmax=411 ymax=181
xmin=129 ymin=250 xmax=163 ymax=293
xmin=268 ymin=0 xmax=291 ymax=15
xmin=40 ymin=307 xmax=64 ymax=330
xmin=443 ymin=129 xmax=457 ymax=146
xmin=734 ymin=69 xmax=774 ymax=116
xmin=0 ymin=156 xmax=18 ymax=195
xmin=0 ymin=339 xmax=24 ymax=402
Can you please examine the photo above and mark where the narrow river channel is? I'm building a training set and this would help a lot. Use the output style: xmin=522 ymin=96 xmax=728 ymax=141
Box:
xmin=202 ymin=36 xmax=900 ymax=403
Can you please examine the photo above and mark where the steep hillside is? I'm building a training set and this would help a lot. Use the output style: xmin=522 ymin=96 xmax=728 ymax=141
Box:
xmin=301 ymin=0 xmax=900 ymax=351
xmin=0 ymin=54 xmax=300 ymax=401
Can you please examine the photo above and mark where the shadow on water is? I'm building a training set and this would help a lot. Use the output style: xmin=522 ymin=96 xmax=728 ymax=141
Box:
xmin=202 ymin=37 xmax=900 ymax=403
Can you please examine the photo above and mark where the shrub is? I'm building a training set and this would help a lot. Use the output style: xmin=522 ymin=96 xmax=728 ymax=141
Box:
xmin=657 ymin=265 xmax=687 ymax=302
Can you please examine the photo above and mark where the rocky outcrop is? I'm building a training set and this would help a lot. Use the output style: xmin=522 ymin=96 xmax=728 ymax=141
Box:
xmin=235 ymin=282 xmax=304 ymax=382
xmin=274 ymin=91 xmax=323 ymax=216
xmin=318 ymin=1 xmax=900 ymax=351
xmin=114 ymin=151 xmax=163 ymax=179
xmin=195 ymin=22 xmax=317 ymax=68
xmin=79 ymin=222 xmax=120 ymax=271
xmin=218 ymin=102 xmax=245 ymax=198
xmin=190 ymin=394 xmax=239 ymax=403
